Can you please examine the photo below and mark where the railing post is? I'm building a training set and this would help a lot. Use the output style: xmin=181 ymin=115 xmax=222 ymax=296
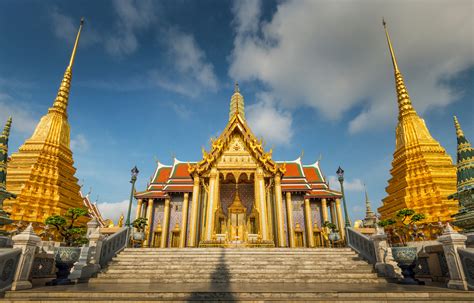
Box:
xmin=438 ymin=223 xmax=468 ymax=290
xmin=11 ymin=224 xmax=40 ymax=290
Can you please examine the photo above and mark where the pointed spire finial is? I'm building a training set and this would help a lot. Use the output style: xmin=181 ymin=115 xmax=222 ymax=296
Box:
xmin=229 ymin=82 xmax=245 ymax=121
xmin=383 ymin=18 xmax=399 ymax=72
xmin=69 ymin=17 xmax=85 ymax=69
xmin=50 ymin=18 xmax=84 ymax=116
xmin=382 ymin=19 xmax=416 ymax=118
xmin=364 ymin=183 xmax=372 ymax=213
xmin=0 ymin=117 xmax=12 ymax=189
xmin=453 ymin=116 xmax=464 ymax=138
xmin=2 ymin=116 xmax=12 ymax=137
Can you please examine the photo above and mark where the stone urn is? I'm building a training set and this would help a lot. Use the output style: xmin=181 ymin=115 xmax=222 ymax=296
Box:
xmin=328 ymin=230 xmax=341 ymax=242
xmin=391 ymin=246 xmax=424 ymax=285
xmin=133 ymin=231 xmax=145 ymax=242
xmin=47 ymin=246 xmax=81 ymax=286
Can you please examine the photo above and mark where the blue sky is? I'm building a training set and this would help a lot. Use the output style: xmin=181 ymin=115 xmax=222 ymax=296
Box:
xmin=1 ymin=0 xmax=473 ymax=222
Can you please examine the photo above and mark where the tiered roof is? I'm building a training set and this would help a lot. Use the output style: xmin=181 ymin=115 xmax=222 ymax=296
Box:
xmin=135 ymin=157 xmax=341 ymax=199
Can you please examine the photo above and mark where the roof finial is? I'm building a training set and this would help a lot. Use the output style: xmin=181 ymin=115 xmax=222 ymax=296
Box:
xmin=234 ymin=82 xmax=240 ymax=93
xmin=1 ymin=116 xmax=12 ymax=138
xmin=50 ymin=18 xmax=84 ymax=116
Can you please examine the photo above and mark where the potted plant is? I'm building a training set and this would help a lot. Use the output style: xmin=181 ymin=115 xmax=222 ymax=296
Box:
xmin=131 ymin=217 xmax=147 ymax=246
xmin=322 ymin=221 xmax=341 ymax=243
xmin=45 ymin=207 xmax=89 ymax=285
xmin=378 ymin=208 xmax=426 ymax=285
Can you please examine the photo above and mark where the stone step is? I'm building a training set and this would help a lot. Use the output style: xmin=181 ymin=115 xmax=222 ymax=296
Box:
xmin=106 ymin=264 xmax=373 ymax=270
xmin=89 ymin=277 xmax=385 ymax=284
xmin=122 ymin=248 xmax=354 ymax=252
xmin=113 ymin=256 xmax=362 ymax=262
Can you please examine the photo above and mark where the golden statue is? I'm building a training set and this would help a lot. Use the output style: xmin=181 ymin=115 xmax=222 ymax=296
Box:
xmin=118 ymin=213 xmax=124 ymax=227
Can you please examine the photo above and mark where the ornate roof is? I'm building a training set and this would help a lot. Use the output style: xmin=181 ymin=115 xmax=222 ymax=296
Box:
xmin=454 ymin=116 xmax=474 ymax=192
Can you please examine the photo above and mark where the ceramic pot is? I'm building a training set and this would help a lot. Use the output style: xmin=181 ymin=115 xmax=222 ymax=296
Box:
xmin=391 ymin=246 xmax=424 ymax=285
xmin=47 ymin=247 xmax=81 ymax=286
xmin=328 ymin=230 xmax=341 ymax=242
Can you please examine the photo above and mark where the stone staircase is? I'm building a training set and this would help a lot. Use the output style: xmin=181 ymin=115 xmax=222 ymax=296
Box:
xmin=90 ymin=247 xmax=383 ymax=284
xmin=4 ymin=248 xmax=472 ymax=302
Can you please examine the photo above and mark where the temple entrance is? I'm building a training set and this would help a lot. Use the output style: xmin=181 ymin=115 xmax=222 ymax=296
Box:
xmin=228 ymin=186 xmax=246 ymax=243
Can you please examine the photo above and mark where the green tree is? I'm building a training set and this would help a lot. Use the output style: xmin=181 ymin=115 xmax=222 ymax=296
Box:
xmin=45 ymin=208 xmax=89 ymax=246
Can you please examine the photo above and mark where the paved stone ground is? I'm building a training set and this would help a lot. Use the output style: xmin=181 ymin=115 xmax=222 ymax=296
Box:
xmin=3 ymin=282 xmax=473 ymax=302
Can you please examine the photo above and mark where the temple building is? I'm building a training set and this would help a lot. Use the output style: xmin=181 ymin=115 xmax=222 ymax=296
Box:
xmin=135 ymin=85 xmax=344 ymax=248
xmin=450 ymin=116 xmax=474 ymax=234
xmin=378 ymin=21 xmax=457 ymax=224
xmin=3 ymin=19 xmax=88 ymax=233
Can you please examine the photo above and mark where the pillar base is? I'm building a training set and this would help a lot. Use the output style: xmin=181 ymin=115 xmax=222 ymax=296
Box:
xmin=447 ymin=279 xmax=468 ymax=291
xmin=11 ymin=280 xmax=32 ymax=291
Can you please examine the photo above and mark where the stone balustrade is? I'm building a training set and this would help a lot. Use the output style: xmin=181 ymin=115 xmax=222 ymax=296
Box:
xmin=0 ymin=247 xmax=21 ymax=292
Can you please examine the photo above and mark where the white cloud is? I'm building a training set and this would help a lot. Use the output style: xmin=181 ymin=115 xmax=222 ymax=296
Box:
xmin=0 ymin=93 xmax=37 ymax=134
xmin=50 ymin=7 xmax=100 ymax=47
xmin=328 ymin=175 xmax=365 ymax=192
xmin=167 ymin=102 xmax=192 ymax=120
xmin=247 ymin=92 xmax=293 ymax=146
xmin=70 ymin=134 xmax=90 ymax=152
xmin=151 ymin=28 xmax=218 ymax=96
xmin=105 ymin=0 xmax=156 ymax=56
xmin=97 ymin=199 xmax=137 ymax=224
xmin=229 ymin=0 xmax=474 ymax=133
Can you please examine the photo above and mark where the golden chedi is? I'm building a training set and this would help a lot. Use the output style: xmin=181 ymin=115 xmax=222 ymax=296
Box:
xmin=378 ymin=20 xmax=457 ymax=224
xmin=3 ymin=19 xmax=85 ymax=232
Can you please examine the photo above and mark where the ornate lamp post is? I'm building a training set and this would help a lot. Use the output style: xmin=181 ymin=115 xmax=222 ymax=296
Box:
xmin=125 ymin=166 xmax=139 ymax=227
xmin=336 ymin=166 xmax=351 ymax=227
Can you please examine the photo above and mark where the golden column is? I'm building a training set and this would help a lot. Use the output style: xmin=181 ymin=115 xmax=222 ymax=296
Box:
xmin=265 ymin=186 xmax=274 ymax=241
xmin=321 ymin=198 xmax=329 ymax=224
xmin=330 ymin=201 xmax=337 ymax=225
xmin=335 ymin=198 xmax=345 ymax=240
xmin=255 ymin=167 xmax=269 ymax=240
xmin=144 ymin=198 xmax=154 ymax=247
xmin=160 ymin=197 xmax=171 ymax=248
xmin=204 ymin=167 xmax=218 ymax=241
xmin=179 ymin=193 xmax=189 ymax=248
xmin=274 ymin=173 xmax=286 ymax=247
xmin=188 ymin=174 xmax=200 ymax=247
xmin=285 ymin=192 xmax=295 ymax=248
xmin=135 ymin=199 xmax=143 ymax=220
xmin=304 ymin=198 xmax=315 ymax=248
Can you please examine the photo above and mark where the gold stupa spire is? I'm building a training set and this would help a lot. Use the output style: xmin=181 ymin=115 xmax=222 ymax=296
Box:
xmin=378 ymin=20 xmax=457 ymax=227
xmin=229 ymin=82 xmax=245 ymax=121
xmin=4 ymin=18 xmax=85 ymax=234
xmin=383 ymin=19 xmax=416 ymax=118
xmin=50 ymin=18 xmax=84 ymax=116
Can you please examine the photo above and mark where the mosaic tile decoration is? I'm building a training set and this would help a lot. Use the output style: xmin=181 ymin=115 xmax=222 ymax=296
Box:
xmin=168 ymin=194 xmax=184 ymax=247
xmin=311 ymin=201 xmax=322 ymax=229
xmin=292 ymin=194 xmax=306 ymax=246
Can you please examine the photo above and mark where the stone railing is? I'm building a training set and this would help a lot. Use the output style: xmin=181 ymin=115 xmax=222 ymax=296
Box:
xmin=346 ymin=227 xmax=376 ymax=264
xmin=458 ymin=247 xmax=474 ymax=290
xmin=97 ymin=227 xmax=129 ymax=268
xmin=30 ymin=251 xmax=56 ymax=280
xmin=0 ymin=248 xmax=21 ymax=292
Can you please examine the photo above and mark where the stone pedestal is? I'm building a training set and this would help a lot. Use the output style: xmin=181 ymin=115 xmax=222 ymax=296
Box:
xmin=438 ymin=223 xmax=468 ymax=290
xmin=11 ymin=224 xmax=40 ymax=290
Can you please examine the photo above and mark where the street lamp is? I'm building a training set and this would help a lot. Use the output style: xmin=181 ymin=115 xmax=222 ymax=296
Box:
xmin=125 ymin=166 xmax=139 ymax=227
xmin=336 ymin=166 xmax=351 ymax=227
